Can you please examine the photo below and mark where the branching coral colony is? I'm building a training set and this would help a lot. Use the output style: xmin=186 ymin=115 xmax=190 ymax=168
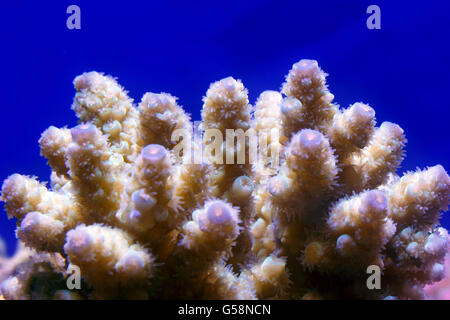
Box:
xmin=0 ymin=59 xmax=449 ymax=300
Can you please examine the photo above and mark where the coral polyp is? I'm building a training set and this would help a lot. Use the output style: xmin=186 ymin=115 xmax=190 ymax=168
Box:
xmin=0 ymin=59 xmax=449 ymax=300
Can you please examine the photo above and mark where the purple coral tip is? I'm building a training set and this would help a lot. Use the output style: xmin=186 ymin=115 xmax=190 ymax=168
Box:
xmin=73 ymin=72 xmax=98 ymax=91
xmin=380 ymin=121 xmax=404 ymax=137
xmin=70 ymin=124 xmax=98 ymax=144
xmin=281 ymin=97 xmax=302 ymax=115
xmin=221 ymin=77 xmax=237 ymax=91
xmin=350 ymin=103 xmax=375 ymax=122
xmin=231 ymin=176 xmax=254 ymax=200
xmin=268 ymin=176 xmax=288 ymax=198
xmin=131 ymin=189 xmax=157 ymax=212
xmin=142 ymin=93 xmax=173 ymax=108
xmin=66 ymin=227 xmax=93 ymax=254
xmin=430 ymin=263 xmax=445 ymax=282
xmin=359 ymin=190 xmax=388 ymax=214
xmin=141 ymin=144 xmax=167 ymax=165
xmin=117 ymin=250 xmax=147 ymax=276
xmin=295 ymin=129 xmax=324 ymax=151
xmin=206 ymin=201 xmax=233 ymax=225
xmin=20 ymin=211 xmax=42 ymax=232
xmin=293 ymin=59 xmax=318 ymax=71
xmin=428 ymin=165 xmax=450 ymax=185
xmin=336 ymin=234 xmax=357 ymax=256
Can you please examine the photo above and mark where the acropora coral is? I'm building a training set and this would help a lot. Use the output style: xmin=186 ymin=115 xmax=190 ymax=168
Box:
xmin=0 ymin=59 xmax=449 ymax=299
xmin=424 ymin=241 xmax=450 ymax=299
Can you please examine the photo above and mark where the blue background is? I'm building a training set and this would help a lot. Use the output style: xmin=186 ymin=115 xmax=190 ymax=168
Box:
xmin=0 ymin=1 xmax=449 ymax=256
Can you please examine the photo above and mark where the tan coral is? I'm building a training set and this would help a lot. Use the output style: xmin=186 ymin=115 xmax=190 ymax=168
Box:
xmin=0 ymin=60 xmax=449 ymax=300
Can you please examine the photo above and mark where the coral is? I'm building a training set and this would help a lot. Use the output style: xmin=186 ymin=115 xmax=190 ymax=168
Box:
xmin=0 ymin=240 xmax=31 ymax=285
xmin=424 ymin=238 xmax=450 ymax=299
xmin=1 ymin=60 xmax=449 ymax=299
xmin=0 ymin=238 xmax=69 ymax=300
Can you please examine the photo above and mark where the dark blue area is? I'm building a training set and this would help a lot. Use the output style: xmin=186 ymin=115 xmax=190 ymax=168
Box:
xmin=0 ymin=1 xmax=449 ymax=256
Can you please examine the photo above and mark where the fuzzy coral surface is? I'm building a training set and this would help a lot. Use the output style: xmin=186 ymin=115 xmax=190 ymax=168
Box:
xmin=0 ymin=60 xmax=449 ymax=300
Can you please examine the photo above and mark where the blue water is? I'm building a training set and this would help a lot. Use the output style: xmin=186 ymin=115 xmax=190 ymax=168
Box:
xmin=0 ymin=1 xmax=449 ymax=255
